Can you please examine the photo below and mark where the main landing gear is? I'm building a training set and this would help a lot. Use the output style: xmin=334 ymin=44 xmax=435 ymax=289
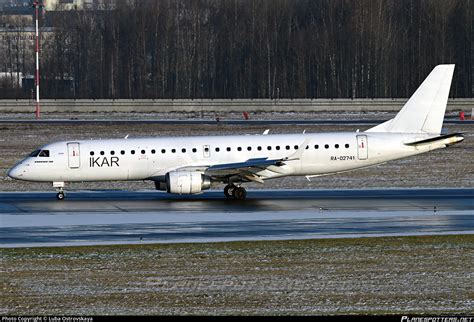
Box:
xmin=224 ymin=184 xmax=247 ymax=200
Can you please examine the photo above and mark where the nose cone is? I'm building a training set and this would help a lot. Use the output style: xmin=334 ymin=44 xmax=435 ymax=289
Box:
xmin=8 ymin=164 xmax=24 ymax=180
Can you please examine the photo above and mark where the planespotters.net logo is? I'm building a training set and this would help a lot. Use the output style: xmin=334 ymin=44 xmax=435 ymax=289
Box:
xmin=402 ymin=317 xmax=474 ymax=322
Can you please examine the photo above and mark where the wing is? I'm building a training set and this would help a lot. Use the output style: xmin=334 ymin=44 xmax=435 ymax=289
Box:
xmin=205 ymin=157 xmax=288 ymax=183
xmin=174 ymin=138 xmax=310 ymax=184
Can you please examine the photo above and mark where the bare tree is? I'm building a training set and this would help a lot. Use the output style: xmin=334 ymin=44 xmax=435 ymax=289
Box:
xmin=3 ymin=0 xmax=471 ymax=99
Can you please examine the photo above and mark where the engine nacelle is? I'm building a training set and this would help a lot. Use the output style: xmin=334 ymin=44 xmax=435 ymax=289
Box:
xmin=165 ymin=171 xmax=211 ymax=194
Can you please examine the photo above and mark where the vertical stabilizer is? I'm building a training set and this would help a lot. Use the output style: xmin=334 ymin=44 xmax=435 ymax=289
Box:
xmin=367 ymin=65 xmax=455 ymax=134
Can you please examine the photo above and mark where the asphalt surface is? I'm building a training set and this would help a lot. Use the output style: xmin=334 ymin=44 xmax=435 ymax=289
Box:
xmin=0 ymin=189 xmax=472 ymax=248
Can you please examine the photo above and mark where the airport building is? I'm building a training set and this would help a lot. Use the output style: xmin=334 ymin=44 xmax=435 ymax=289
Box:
xmin=1 ymin=0 xmax=117 ymax=11
xmin=44 ymin=0 xmax=127 ymax=11
xmin=0 ymin=26 xmax=55 ymax=96
xmin=0 ymin=0 xmax=84 ymax=96
xmin=44 ymin=0 xmax=115 ymax=11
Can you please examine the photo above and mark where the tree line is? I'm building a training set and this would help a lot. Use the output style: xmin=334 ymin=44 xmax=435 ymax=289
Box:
xmin=6 ymin=0 xmax=474 ymax=98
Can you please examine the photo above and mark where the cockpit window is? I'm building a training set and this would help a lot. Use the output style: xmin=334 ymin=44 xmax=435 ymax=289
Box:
xmin=38 ymin=150 xmax=50 ymax=157
xmin=29 ymin=150 xmax=41 ymax=157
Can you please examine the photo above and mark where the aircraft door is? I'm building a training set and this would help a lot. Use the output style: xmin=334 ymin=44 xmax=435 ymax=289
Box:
xmin=357 ymin=135 xmax=368 ymax=160
xmin=67 ymin=142 xmax=81 ymax=168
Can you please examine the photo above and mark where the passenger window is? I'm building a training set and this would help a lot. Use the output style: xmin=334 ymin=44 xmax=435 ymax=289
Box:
xmin=294 ymin=145 xmax=298 ymax=150
xmin=172 ymin=149 xmax=176 ymax=153
xmin=151 ymin=149 xmax=156 ymax=154
xmin=38 ymin=150 xmax=50 ymax=157
xmin=267 ymin=146 xmax=272 ymax=151
xmin=90 ymin=151 xmax=94 ymax=156
xmin=257 ymin=146 xmax=262 ymax=151
xmin=121 ymin=150 xmax=125 ymax=155
xmin=335 ymin=144 xmax=339 ymax=149
xmin=345 ymin=144 xmax=350 ymax=148
xmin=161 ymin=149 xmax=166 ymax=154
xmin=314 ymin=145 xmax=319 ymax=149
xmin=237 ymin=147 xmax=242 ymax=151
xmin=29 ymin=150 xmax=41 ymax=157
xmin=192 ymin=148 xmax=197 ymax=153
xmin=141 ymin=150 xmax=146 ymax=154
xmin=276 ymin=146 xmax=280 ymax=150
xmin=227 ymin=147 xmax=231 ymax=152
xmin=286 ymin=145 xmax=290 ymax=150
xmin=324 ymin=144 xmax=329 ymax=149
xmin=131 ymin=150 xmax=135 ymax=155
xmin=306 ymin=145 xmax=309 ymax=150
xmin=247 ymin=147 xmax=252 ymax=151
xmin=111 ymin=151 xmax=115 ymax=155
xmin=182 ymin=148 xmax=186 ymax=153
xmin=215 ymin=147 xmax=220 ymax=152
xmin=100 ymin=151 xmax=105 ymax=156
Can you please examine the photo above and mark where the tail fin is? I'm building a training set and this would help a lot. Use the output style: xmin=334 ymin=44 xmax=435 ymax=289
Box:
xmin=367 ymin=64 xmax=455 ymax=134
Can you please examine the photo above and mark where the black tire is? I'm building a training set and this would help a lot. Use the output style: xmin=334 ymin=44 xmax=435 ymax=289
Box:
xmin=224 ymin=185 xmax=234 ymax=198
xmin=56 ymin=192 xmax=65 ymax=201
xmin=232 ymin=187 xmax=247 ymax=200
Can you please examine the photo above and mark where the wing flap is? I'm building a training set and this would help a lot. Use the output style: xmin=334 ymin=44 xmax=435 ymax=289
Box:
xmin=206 ymin=157 xmax=282 ymax=171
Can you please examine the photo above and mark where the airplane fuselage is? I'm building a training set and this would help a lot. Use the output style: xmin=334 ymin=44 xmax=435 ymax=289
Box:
xmin=9 ymin=131 xmax=454 ymax=183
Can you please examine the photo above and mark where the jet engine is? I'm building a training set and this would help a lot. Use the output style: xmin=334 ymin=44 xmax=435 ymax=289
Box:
xmin=162 ymin=171 xmax=211 ymax=194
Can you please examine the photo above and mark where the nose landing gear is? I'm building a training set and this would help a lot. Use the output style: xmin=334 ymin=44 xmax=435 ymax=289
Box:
xmin=56 ymin=190 xmax=65 ymax=200
xmin=223 ymin=184 xmax=247 ymax=200
xmin=53 ymin=182 xmax=66 ymax=201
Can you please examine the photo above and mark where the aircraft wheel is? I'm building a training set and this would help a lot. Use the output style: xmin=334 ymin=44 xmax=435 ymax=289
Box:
xmin=56 ymin=191 xmax=65 ymax=201
xmin=232 ymin=187 xmax=247 ymax=200
xmin=224 ymin=184 xmax=235 ymax=198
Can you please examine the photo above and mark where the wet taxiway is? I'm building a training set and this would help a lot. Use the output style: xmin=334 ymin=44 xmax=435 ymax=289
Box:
xmin=0 ymin=189 xmax=472 ymax=248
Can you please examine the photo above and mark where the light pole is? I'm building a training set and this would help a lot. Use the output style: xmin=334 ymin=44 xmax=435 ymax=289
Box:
xmin=32 ymin=1 xmax=43 ymax=119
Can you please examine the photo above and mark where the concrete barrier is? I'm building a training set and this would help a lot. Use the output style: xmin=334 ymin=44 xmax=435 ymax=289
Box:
xmin=0 ymin=98 xmax=472 ymax=113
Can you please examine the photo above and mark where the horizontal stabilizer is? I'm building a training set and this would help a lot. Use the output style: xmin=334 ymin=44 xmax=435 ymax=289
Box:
xmin=404 ymin=133 xmax=464 ymax=146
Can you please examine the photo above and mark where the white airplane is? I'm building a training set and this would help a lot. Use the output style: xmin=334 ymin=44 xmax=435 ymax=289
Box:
xmin=8 ymin=64 xmax=464 ymax=200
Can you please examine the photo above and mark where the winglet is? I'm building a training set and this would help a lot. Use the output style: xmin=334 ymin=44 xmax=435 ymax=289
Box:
xmin=285 ymin=138 xmax=310 ymax=161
